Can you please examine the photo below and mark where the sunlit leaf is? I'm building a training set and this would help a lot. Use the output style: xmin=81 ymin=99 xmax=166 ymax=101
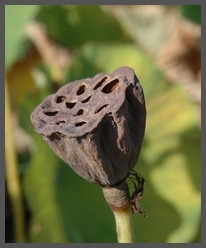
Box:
xmin=5 ymin=5 xmax=39 ymax=69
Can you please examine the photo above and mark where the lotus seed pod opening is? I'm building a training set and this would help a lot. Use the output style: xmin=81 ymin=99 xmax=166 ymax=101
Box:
xmin=30 ymin=66 xmax=146 ymax=187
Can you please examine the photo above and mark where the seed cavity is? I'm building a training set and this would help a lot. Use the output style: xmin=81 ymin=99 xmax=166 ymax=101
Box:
xmin=77 ymin=84 xmax=86 ymax=95
xmin=95 ymin=104 xmax=109 ymax=114
xmin=43 ymin=111 xmax=59 ymax=116
xmin=56 ymin=96 xmax=67 ymax=103
xmin=76 ymin=109 xmax=84 ymax=116
xmin=102 ymin=79 xmax=119 ymax=94
xmin=49 ymin=133 xmax=61 ymax=141
xmin=81 ymin=96 xmax=91 ymax=103
xmin=66 ymin=102 xmax=76 ymax=109
xmin=56 ymin=120 xmax=65 ymax=125
xmin=93 ymin=77 xmax=108 ymax=90
xmin=75 ymin=121 xmax=87 ymax=127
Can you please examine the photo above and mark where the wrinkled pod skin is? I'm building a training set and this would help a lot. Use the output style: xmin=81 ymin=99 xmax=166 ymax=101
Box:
xmin=30 ymin=66 xmax=146 ymax=189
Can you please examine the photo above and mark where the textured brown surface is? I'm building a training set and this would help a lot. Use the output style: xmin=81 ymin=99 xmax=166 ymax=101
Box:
xmin=102 ymin=181 xmax=131 ymax=210
xmin=30 ymin=66 xmax=146 ymax=187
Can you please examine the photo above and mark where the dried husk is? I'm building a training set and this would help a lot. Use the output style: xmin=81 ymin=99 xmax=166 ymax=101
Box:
xmin=30 ymin=66 xmax=146 ymax=187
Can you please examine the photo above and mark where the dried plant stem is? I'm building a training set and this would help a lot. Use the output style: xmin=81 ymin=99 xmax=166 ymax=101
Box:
xmin=5 ymin=81 xmax=26 ymax=242
xmin=113 ymin=207 xmax=135 ymax=243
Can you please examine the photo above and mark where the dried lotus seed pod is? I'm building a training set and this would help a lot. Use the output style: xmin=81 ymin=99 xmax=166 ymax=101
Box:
xmin=30 ymin=66 xmax=146 ymax=187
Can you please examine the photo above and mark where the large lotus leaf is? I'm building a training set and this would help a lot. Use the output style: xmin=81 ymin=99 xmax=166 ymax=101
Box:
xmin=22 ymin=43 xmax=200 ymax=243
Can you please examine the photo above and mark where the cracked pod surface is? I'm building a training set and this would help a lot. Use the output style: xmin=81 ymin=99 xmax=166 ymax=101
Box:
xmin=30 ymin=66 xmax=146 ymax=187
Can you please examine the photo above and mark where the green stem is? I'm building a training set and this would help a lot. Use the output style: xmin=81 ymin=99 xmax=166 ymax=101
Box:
xmin=5 ymin=80 xmax=26 ymax=242
xmin=113 ymin=206 xmax=135 ymax=243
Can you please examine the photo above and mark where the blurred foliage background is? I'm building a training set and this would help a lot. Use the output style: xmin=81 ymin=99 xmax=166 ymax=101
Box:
xmin=5 ymin=5 xmax=201 ymax=243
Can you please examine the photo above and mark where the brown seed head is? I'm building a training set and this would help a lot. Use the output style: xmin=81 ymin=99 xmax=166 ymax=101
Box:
xmin=30 ymin=66 xmax=146 ymax=187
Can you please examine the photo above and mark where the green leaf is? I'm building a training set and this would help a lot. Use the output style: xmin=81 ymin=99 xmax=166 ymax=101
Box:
xmin=179 ymin=5 xmax=201 ymax=24
xmin=5 ymin=5 xmax=39 ymax=69
xmin=35 ymin=5 xmax=129 ymax=48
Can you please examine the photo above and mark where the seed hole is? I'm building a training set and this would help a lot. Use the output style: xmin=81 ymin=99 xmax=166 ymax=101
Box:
xmin=76 ymin=109 xmax=84 ymax=116
xmin=75 ymin=121 xmax=87 ymax=127
xmin=93 ymin=77 xmax=108 ymax=90
xmin=43 ymin=111 xmax=59 ymax=116
xmin=49 ymin=133 xmax=61 ymax=141
xmin=77 ymin=85 xmax=86 ymax=95
xmin=66 ymin=102 xmax=76 ymax=109
xmin=56 ymin=96 xmax=67 ymax=103
xmin=81 ymin=96 xmax=91 ymax=103
xmin=56 ymin=120 xmax=65 ymax=125
xmin=101 ymin=79 xmax=119 ymax=94
xmin=95 ymin=104 xmax=109 ymax=114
